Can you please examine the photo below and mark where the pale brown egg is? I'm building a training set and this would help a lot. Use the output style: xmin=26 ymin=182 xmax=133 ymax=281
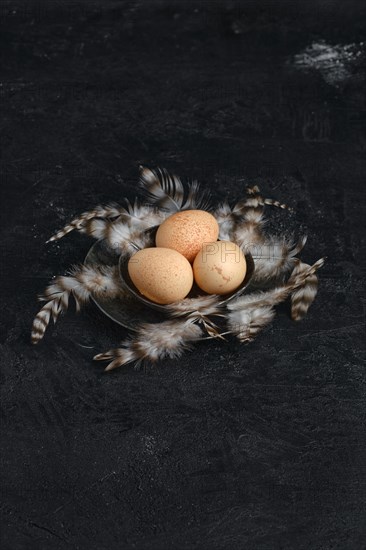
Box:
xmin=193 ymin=241 xmax=246 ymax=295
xmin=155 ymin=210 xmax=219 ymax=263
xmin=128 ymin=247 xmax=193 ymax=304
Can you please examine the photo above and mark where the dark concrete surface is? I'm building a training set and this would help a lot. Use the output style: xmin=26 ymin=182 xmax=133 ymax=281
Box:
xmin=1 ymin=1 xmax=365 ymax=549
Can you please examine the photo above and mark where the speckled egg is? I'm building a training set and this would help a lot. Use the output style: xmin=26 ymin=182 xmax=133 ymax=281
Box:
xmin=155 ymin=210 xmax=219 ymax=263
xmin=128 ymin=247 xmax=193 ymax=304
xmin=193 ymin=240 xmax=246 ymax=295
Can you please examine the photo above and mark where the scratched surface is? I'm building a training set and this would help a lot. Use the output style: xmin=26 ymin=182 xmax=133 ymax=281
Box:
xmin=1 ymin=1 xmax=366 ymax=549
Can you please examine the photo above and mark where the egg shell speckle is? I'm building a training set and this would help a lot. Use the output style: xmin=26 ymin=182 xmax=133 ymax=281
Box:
xmin=155 ymin=210 xmax=219 ymax=263
xmin=193 ymin=241 xmax=247 ymax=295
xmin=128 ymin=247 xmax=194 ymax=304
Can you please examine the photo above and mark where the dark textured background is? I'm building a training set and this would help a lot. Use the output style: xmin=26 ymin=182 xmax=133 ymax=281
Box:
xmin=1 ymin=1 xmax=365 ymax=549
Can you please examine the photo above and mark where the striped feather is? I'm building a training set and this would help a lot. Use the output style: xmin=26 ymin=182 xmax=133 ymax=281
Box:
xmin=94 ymin=319 xmax=203 ymax=371
xmin=185 ymin=180 xmax=211 ymax=210
xmin=56 ymin=216 xmax=155 ymax=255
xmin=31 ymin=265 xmax=123 ymax=343
xmin=139 ymin=166 xmax=209 ymax=212
xmin=139 ymin=166 xmax=185 ymax=211
xmin=248 ymin=235 xmax=308 ymax=285
xmin=214 ymin=186 xmax=292 ymax=244
xmin=47 ymin=201 xmax=163 ymax=246
xmin=46 ymin=203 xmax=123 ymax=243
xmin=227 ymin=257 xmax=325 ymax=342
xmin=290 ymin=262 xmax=319 ymax=320
xmin=31 ymin=300 xmax=63 ymax=344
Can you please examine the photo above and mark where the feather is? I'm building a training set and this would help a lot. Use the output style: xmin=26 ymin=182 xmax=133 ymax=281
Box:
xmin=228 ymin=257 xmax=324 ymax=314
xmin=213 ymin=191 xmax=267 ymax=244
xmin=61 ymin=202 xmax=160 ymax=249
xmin=46 ymin=203 xmax=124 ymax=243
xmin=139 ymin=166 xmax=185 ymax=211
xmin=247 ymin=235 xmax=308 ymax=285
xmin=71 ymin=217 xmax=155 ymax=255
xmin=290 ymin=261 xmax=320 ymax=320
xmin=185 ymin=180 xmax=211 ymax=210
xmin=245 ymin=185 xmax=293 ymax=211
xmin=47 ymin=200 xmax=164 ymax=245
xmin=228 ymin=286 xmax=291 ymax=313
xmin=214 ymin=186 xmax=292 ymax=245
xmin=165 ymin=295 xmax=226 ymax=339
xmin=263 ymin=197 xmax=293 ymax=211
xmin=227 ymin=305 xmax=276 ymax=342
xmin=226 ymin=257 xmax=325 ymax=342
xmin=139 ymin=166 xmax=210 ymax=212
xmin=198 ymin=317 xmax=227 ymax=340
xmin=233 ymin=221 xmax=266 ymax=249
xmin=287 ymin=257 xmax=325 ymax=287
xmin=117 ymin=200 xmax=166 ymax=229
xmin=31 ymin=300 xmax=62 ymax=344
xmin=94 ymin=319 xmax=203 ymax=371
xmin=31 ymin=265 xmax=124 ymax=343
xmin=233 ymin=196 xmax=265 ymax=218
xmin=166 ymin=294 xmax=222 ymax=318
xmin=213 ymin=202 xmax=238 ymax=241
xmin=246 ymin=185 xmax=261 ymax=195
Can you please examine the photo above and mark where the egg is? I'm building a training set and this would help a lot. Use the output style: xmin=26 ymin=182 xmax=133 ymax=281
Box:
xmin=128 ymin=247 xmax=193 ymax=304
xmin=155 ymin=210 xmax=219 ymax=263
xmin=193 ymin=241 xmax=246 ymax=295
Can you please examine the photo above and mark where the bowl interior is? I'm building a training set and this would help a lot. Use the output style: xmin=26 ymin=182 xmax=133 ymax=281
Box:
xmin=119 ymin=250 xmax=255 ymax=313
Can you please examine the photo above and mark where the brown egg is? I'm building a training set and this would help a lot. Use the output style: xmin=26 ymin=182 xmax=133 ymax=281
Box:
xmin=155 ymin=210 xmax=219 ymax=263
xmin=193 ymin=241 xmax=247 ymax=295
xmin=128 ymin=247 xmax=193 ymax=304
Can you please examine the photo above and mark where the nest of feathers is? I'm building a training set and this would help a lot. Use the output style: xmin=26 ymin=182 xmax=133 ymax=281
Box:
xmin=31 ymin=167 xmax=325 ymax=371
